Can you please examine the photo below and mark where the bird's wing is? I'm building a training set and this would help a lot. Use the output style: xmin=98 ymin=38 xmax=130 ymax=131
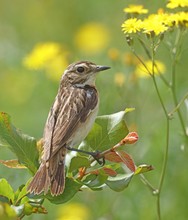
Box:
xmin=42 ymin=86 xmax=98 ymax=160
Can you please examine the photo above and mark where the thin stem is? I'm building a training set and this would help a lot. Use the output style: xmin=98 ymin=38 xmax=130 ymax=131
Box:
xmin=139 ymin=174 xmax=157 ymax=193
xmin=151 ymin=41 xmax=170 ymax=220
xmin=171 ymin=56 xmax=187 ymax=138
xmin=156 ymin=119 xmax=170 ymax=220
xmin=138 ymin=37 xmax=170 ymax=87
xmin=130 ymin=47 xmax=152 ymax=75
xmin=169 ymin=92 xmax=188 ymax=117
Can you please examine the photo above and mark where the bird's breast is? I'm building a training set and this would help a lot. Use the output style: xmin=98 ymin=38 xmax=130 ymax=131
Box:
xmin=70 ymin=101 xmax=99 ymax=147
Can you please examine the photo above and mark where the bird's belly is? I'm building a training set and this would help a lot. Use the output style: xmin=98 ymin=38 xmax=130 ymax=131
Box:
xmin=70 ymin=105 xmax=99 ymax=147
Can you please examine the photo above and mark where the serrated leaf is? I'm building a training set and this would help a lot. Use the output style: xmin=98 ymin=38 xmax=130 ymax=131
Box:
xmin=134 ymin=164 xmax=154 ymax=175
xmin=105 ymin=173 xmax=134 ymax=192
xmin=0 ymin=179 xmax=15 ymax=203
xmin=44 ymin=177 xmax=82 ymax=204
xmin=0 ymin=159 xmax=26 ymax=169
xmin=80 ymin=111 xmax=129 ymax=151
xmin=69 ymin=156 xmax=90 ymax=172
xmin=0 ymin=112 xmax=39 ymax=174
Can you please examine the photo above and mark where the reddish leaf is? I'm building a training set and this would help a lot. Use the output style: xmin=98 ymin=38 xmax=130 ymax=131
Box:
xmin=105 ymin=151 xmax=136 ymax=172
xmin=103 ymin=167 xmax=117 ymax=177
xmin=116 ymin=151 xmax=136 ymax=172
xmin=121 ymin=132 xmax=138 ymax=145
xmin=90 ymin=167 xmax=117 ymax=177
xmin=105 ymin=151 xmax=123 ymax=163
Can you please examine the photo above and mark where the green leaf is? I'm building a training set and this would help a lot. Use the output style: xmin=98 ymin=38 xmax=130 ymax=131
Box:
xmin=0 ymin=202 xmax=17 ymax=219
xmin=0 ymin=179 xmax=15 ymax=203
xmin=0 ymin=112 xmax=39 ymax=174
xmin=80 ymin=111 xmax=129 ymax=151
xmin=125 ymin=108 xmax=135 ymax=114
xmin=11 ymin=204 xmax=24 ymax=217
xmin=105 ymin=173 xmax=134 ymax=192
xmin=23 ymin=202 xmax=47 ymax=216
xmin=134 ymin=164 xmax=154 ymax=175
xmin=69 ymin=156 xmax=90 ymax=172
xmin=82 ymin=172 xmax=108 ymax=190
xmin=44 ymin=177 xmax=82 ymax=204
xmin=15 ymin=185 xmax=28 ymax=205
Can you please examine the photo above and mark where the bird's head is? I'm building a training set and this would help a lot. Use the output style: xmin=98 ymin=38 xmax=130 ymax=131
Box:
xmin=62 ymin=61 xmax=110 ymax=86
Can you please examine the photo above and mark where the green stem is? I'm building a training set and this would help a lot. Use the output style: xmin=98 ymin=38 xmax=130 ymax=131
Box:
xmin=138 ymin=37 xmax=170 ymax=87
xmin=171 ymin=57 xmax=187 ymax=139
xmin=170 ymin=28 xmax=187 ymax=139
xmin=169 ymin=92 xmax=188 ymax=117
xmin=151 ymin=41 xmax=170 ymax=220
xmin=156 ymin=119 xmax=170 ymax=220
xmin=139 ymin=174 xmax=157 ymax=193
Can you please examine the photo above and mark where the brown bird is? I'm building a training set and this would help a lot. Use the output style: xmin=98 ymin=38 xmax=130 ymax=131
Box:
xmin=28 ymin=61 xmax=110 ymax=196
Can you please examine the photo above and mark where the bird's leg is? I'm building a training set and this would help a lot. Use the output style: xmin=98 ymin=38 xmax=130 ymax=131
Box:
xmin=65 ymin=146 xmax=105 ymax=165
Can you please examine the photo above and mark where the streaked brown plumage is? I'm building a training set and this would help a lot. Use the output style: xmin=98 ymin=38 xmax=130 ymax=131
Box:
xmin=28 ymin=61 xmax=110 ymax=196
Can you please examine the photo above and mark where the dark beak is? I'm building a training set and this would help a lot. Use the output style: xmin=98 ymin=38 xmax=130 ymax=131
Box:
xmin=96 ymin=65 xmax=111 ymax=72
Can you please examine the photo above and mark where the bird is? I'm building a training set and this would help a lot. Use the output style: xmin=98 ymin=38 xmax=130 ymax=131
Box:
xmin=27 ymin=61 xmax=110 ymax=196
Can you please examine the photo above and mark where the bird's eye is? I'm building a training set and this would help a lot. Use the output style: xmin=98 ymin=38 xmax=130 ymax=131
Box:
xmin=77 ymin=66 xmax=85 ymax=73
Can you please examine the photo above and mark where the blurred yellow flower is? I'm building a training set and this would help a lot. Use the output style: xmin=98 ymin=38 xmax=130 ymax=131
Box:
xmin=135 ymin=60 xmax=166 ymax=78
xmin=56 ymin=203 xmax=90 ymax=220
xmin=122 ymin=52 xmax=139 ymax=66
xmin=108 ymin=48 xmax=120 ymax=61
xmin=124 ymin=4 xmax=148 ymax=14
xmin=23 ymin=42 xmax=69 ymax=81
xmin=122 ymin=18 xmax=143 ymax=34
xmin=114 ymin=72 xmax=126 ymax=87
xmin=74 ymin=22 xmax=110 ymax=54
xmin=167 ymin=0 xmax=188 ymax=8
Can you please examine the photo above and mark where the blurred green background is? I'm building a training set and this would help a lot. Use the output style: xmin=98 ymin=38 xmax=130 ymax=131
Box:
xmin=0 ymin=0 xmax=188 ymax=219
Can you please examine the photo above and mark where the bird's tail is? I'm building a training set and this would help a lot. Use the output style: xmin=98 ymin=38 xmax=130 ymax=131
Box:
xmin=28 ymin=148 xmax=66 ymax=196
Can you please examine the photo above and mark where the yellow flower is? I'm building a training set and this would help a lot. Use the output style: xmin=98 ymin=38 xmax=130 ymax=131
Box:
xmin=135 ymin=60 xmax=166 ymax=78
xmin=114 ymin=72 xmax=126 ymax=87
xmin=23 ymin=42 xmax=69 ymax=81
xmin=122 ymin=18 xmax=143 ymax=34
xmin=74 ymin=22 xmax=110 ymax=54
xmin=23 ymin=42 xmax=61 ymax=69
xmin=122 ymin=52 xmax=139 ymax=66
xmin=108 ymin=48 xmax=120 ymax=61
xmin=174 ymin=11 xmax=188 ymax=26
xmin=56 ymin=203 xmax=90 ymax=220
xmin=142 ymin=16 xmax=169 ymax=35
xmin=148 ymin=12 xmax=176 ymax=27
xmin=167 ymin=0 xmax=188 ymax=9
xmin=124 ymin=4 xmax=148 ymax=14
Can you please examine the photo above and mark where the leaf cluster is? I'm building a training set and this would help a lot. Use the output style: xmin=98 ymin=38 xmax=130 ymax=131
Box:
xmin=0 ymin=110 xmax=152 ymax=218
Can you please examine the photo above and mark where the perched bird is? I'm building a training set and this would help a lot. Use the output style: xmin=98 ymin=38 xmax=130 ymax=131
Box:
xmin=28 ymin=61 xmax=110 ymax=196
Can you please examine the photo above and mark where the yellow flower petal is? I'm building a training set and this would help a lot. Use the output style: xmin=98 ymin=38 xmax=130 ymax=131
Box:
xmin=122 ymin=18 xmax=143 ymax=34
xmin=167 ymin=0 xmax=188 ymax=9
